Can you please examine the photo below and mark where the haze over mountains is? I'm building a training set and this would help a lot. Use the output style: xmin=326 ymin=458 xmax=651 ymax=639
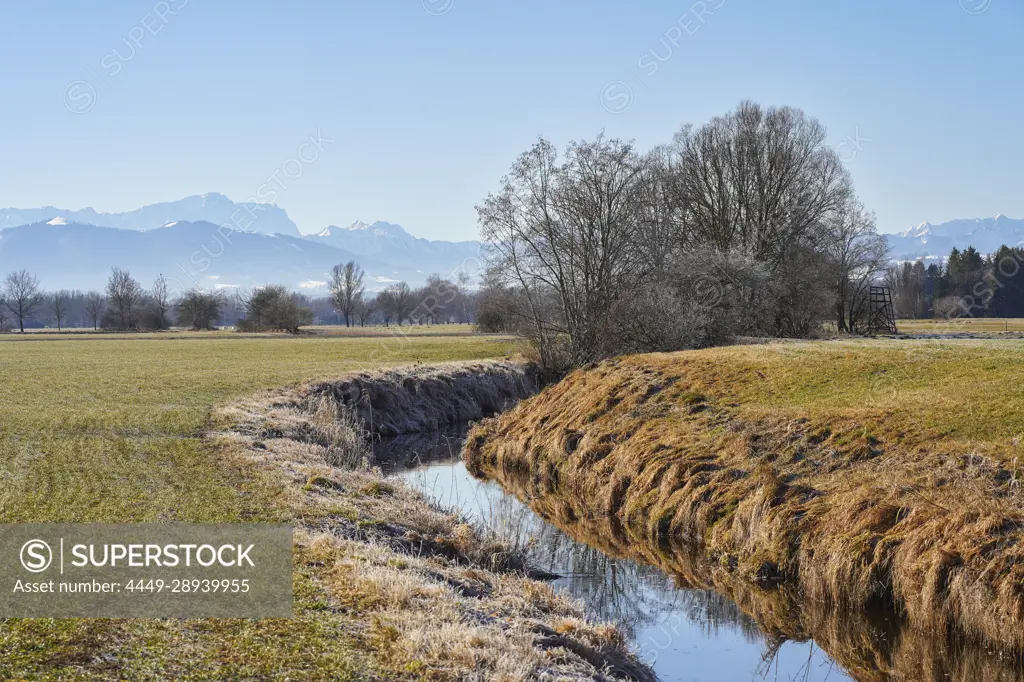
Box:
xmin=885 ymin=215 xmax=1024 ymax=261
xmin=1 ymin=193 xmax=1018 ymax=292
xmin=0 ymin=194 xmax=483 ymax=293
xmin=0 ymin=193 xmax=302 ymax=238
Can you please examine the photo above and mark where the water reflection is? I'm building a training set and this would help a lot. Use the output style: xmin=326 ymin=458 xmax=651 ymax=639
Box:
xmin=382 ymin=434 xmax=844 ymax=681
xmin=382 ymin=432 xmax=1024 ymax=682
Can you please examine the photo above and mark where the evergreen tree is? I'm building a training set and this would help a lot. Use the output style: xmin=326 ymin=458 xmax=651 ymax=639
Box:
xmin=987 ymin=246 xmax=1024 ymax=317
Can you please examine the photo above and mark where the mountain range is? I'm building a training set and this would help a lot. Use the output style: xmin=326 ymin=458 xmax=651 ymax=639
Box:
xmin=0 ymin=195 xmax=483 ymax=293
xmin=1 ymin=193 xmax=1018 ymax=291
xmin=0 ymin=193 xmax=301 ymax=238
xmin=885 ymin=215 xmax=1024 ymax=261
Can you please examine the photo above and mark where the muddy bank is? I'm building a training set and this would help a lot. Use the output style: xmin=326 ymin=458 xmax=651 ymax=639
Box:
xmin=213 ymin=361 xmax=650 ymax=681
xmin=463 ymin=352 xmax=1024 ymax=656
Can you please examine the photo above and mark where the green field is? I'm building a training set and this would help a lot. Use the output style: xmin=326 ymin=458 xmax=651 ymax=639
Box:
xmin=11 ymin=323 xmax=484 ymax=339
xmin=0 ymin=329 xmax=518 ymax=678
xmin=897 ymin=317 xmax=1024 ymax=333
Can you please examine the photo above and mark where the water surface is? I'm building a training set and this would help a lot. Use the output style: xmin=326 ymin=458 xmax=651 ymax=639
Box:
xmin=380 ymin=431 xmax=851 ymax=681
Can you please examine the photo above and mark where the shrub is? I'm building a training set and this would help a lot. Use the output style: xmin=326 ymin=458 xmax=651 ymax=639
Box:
xmin=176 ymin=290 xmax=225 ymax=330
xmin=236 ymin=285 xmax=313 ymax=333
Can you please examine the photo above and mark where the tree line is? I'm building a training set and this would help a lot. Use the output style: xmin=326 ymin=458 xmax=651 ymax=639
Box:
xmin=888 ymin=245 xmax=1024 ymax=319
xmin=475 ymin=100 xmax=890 ymax=371
xmin=0 ymin=263 xmax=479 ymax=333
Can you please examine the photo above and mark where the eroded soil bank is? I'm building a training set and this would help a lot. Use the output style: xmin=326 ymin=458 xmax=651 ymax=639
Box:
xmin=463 ymin=346 xmax=1024 ymax=661
xmin=213 ymin=360 xmax=651 ymax=681
xmin=307 ymin=360 xmax=542 ymax=437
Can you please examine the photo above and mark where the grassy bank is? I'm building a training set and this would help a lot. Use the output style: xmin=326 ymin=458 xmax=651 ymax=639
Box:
xmin=214 ymin=375 xmax=649 ymax=680
xmin=465 ymin=340 xmax=1024 ymax=656
xmin=308 ymin=361 xmax=541 ymax=437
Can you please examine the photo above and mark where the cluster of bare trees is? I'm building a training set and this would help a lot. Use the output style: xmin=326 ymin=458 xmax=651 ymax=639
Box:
xmin=100 ymin=269 xmax=213 ymax=331
xmin=0 ymin=270 xmax=118 ymax=332
xmin=325 ymin=260 xmax=475 ymax=328
xmin=380 ymin=274 xmax=474 ymax=327
xmin=0 ymin=268 xmax=227 ymax=332
xmin=477 ymin=100 xmax=890 ymax=370
xmin=1 ymin=260 xmax=480 ymax=334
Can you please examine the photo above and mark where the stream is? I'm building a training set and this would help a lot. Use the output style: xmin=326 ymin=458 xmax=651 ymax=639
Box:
xmin=376 ymin=430 xmax=1024 ymax=682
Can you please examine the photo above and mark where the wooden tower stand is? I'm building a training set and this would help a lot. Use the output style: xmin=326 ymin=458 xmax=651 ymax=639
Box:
xmin=867 ymin=285 xmax=898 ymax=334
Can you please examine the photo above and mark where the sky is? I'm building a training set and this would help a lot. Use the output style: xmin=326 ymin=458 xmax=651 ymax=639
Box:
xmin=0 ymin=0 xmax=1021 ymax=240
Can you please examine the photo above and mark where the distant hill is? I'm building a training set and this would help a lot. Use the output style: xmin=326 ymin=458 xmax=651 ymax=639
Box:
xmin=0 ymin=193 xmax=300 ymax=237
xmin=0 ymin=221 xmax=476 ymax=294
xmin=0 ymin=195 xmax=487 ymax=293
xmin=306 ymin=220 xmax=482 ymax=268
xmin=886 ymin=215 xmax=1024 ymax=260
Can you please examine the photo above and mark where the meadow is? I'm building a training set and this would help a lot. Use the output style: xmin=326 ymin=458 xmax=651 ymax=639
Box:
xmin=9 ymin=328 xmax=1024 ymax=678
xmin=898 ymin=317 xmax=1024 ymax=333
xmin=0 ymin=328 xmax=521 ymax=679
xmin=0 ymin=325 xmax=515 ymax=523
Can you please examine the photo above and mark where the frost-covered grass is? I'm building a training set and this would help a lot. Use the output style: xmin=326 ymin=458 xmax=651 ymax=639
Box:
xmin=212 ymin=379 xmax=648 ymax=681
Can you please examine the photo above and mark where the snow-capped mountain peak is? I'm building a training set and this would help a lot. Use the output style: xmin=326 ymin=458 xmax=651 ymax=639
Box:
xmin=899 ymin=221 xmax=932 ymax=239
xmin=307 ymin=219 xmax=480 ymax=265
xmin=342 ymin=220 xmax=410 ymax=238
xmin=0 ymin=196 xmax=485 ymax=293
xmin=315 ymin=221 xmax=415 ymax=250
xmin=887 ymin=214 xmax=1024 ymax=260
xmin=0 ymin=194 xmax=300 ymax=237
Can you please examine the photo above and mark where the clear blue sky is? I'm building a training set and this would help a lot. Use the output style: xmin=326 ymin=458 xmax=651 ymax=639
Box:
xmin=0 ymin=0 xmax=1020 ymax=240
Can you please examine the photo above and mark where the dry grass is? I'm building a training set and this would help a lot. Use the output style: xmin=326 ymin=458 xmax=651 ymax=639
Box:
xmin=898 ymin=318 xmax=1024 ymax=334
xmin=485 ymin=486 xmax=1024 ymax=682
xmin=465 ymin=340 xmax=1024 ymax=657
xmin=307 ymin=361 xmax=542 ymax=437
xmin=213 ymin=365 xmax=653 ymax=681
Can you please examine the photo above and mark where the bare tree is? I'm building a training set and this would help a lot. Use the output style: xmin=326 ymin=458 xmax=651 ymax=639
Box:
xmin=887 ymin=261 xmax=928 ymax=320
xmin=413 ymin=274 xmax=458 ymax=324
xmin=106 ymin=268 xmax=143 ymax=330
xmin=3 ymin=270 xmax=43 ymax=333
xmin=382 ymin=282 xmax=415 ymax=325
xmin=176 ymin=290 xmax=224 ymax=330
xmin=84 ymin=292 xmax=106 ymax=330
xmin=328 ymin=261 xmax=365 ymax=327
xmin=376 ymin=290 xmax=395 ymax=326
xmin=147 ymin=274 xmax=173 ymax=330
xmin=824 ymin=200 xmax=891 ymax=332
xmin=476 ymin=102 xmax=869 ymax=370
xmin=478 ymin=135 xmax=648 ymax=366
xmin=355 ymin=297 xmax=375 ymax=327
xmin=671 ymin=101 xmax=852 ymax=265
xmin=50 ymin=290 xmax=70 ymax=331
